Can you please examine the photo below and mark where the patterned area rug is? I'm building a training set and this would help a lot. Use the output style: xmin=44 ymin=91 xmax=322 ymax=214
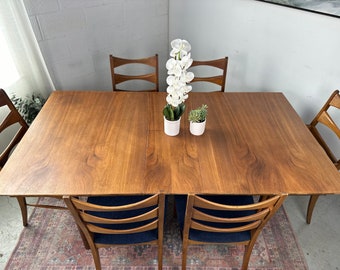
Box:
xmin=5 ymin=197 xmax=308 ymax=270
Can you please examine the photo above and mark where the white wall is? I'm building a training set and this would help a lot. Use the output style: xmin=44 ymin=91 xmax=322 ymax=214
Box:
xmin=23 ymin=0 xmax=340 ymax=152
xmin=170 ymin=0 xmax=340 ymax=124
xmin=23 ymin=0 xmax=169 ymax=91
xmin=24 ymin=0 xmax=340 ymax=119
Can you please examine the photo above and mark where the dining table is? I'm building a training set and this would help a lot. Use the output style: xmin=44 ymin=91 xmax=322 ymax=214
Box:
xmin=0 ymin=90 xmax=339 ymax=197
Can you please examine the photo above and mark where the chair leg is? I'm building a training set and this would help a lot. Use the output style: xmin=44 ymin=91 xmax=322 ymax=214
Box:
xmin=182 ymin=239 xmax=188 ymax=270
xmin=158 ymin=244 xmax=163 ymax=270
xmin=16 ymin=196 xmax=28 ymax=227
xmin=307 ymin=195 xmax=320 ymax=224
xmin=157 ymin=231 xmax=163 ymax=270
xmin=90 ymin=246 xmax=102 ymax=270
xmin=241 ymin=241 xmax=257 ymax=270
xmin=76 ymin=224 xmax=90 ymax=249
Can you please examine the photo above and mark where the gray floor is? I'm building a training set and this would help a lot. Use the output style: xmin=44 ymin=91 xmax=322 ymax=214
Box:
xmin=0 ymin=195 xmax=339 ymax=270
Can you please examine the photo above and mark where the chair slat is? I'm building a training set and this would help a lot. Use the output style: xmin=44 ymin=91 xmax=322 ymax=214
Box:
xmin=318 ymin=111 xmax=340 ymax=138
xmin=192 ymin=208 xmax=270 ymax=223
xmin=87 ymin=219 xmax=158 ymax=234
xmin=189 ymin=57 xmax=228 ymax=92
xmin=191 ymin=219 xmax=261 ymax=233
xmin=177 ymin=193 xmax=287 ymax=270
xmin=110 ymin=54 xmax=159 ymax=92
xmin=64 ymin=194 xmax=164 ymax=270
xmin=72 ymin=194 xmax=158 ymax=211
xmin=80 ymin=207 xmax=158 ymax=224
xmin=194 ymin=194 xmax=281 ymax=211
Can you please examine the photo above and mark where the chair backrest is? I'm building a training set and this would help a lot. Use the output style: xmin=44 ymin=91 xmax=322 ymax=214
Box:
xmin=183 ymin=194 xmax=287 ymax=245
xmin=110 ymin=54 xmax=159 ymax=92
xmin=0 ymin=89 xmax=28 ymax=167
xmin=308 ymin=90 xmax=340 ymax=169
xmin=189 ymin=57 xmax=228 ymax=92
xmin=64 ymin=194 xmax=165 ymax=270
xmin=179 ymin=194 xmax=287 ymax=269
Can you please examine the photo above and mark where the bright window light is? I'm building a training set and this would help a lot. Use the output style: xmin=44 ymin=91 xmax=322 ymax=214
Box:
xmin=0 ymin=30 xmax=20 ymax=87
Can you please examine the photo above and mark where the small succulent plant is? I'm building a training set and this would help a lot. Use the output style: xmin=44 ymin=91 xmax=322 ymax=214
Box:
xmin=188 ymin=104 xmax=208 ymax=123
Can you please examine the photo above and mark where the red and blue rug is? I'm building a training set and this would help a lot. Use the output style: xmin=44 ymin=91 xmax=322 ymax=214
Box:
xmin=5 ymin=197 xmax=308 ymax=269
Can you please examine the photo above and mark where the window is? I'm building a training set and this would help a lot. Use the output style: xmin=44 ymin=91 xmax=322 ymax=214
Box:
xmin=0 ymin=30 xmax=20 ymax=87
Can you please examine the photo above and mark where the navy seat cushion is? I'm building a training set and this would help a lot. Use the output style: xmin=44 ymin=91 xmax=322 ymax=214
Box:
xmin=86 ymin=195 xmax=158 ymax=245
xmin=174 ymin=195 xmax=255 ymax=243
xmin=93 ymin=230 xmax=158 ymax=245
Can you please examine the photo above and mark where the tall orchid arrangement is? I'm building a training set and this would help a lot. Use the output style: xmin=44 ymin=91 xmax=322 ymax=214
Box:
xmin=163 ymin=39 xmax=194 ymax=121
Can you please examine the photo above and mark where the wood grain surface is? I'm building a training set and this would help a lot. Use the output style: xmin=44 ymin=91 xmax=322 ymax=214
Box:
xmin=0 ymin=91 xmax=339 ymax=196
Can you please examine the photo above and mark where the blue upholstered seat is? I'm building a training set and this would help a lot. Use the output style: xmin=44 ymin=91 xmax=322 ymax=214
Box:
xmin=64 ymin=193 xmax=165 ymax=270
xmin=87 ymin=195 xmax=157 ymax=245
xmin=175 ymin=193 xmax=287 ymax=270
xmin=174 ymin=195 xmax=255 ymax=243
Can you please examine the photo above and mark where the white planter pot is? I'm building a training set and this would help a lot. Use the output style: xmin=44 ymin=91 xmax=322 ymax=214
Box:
xmin=190 ymin=120 xmax=206 ymax=136
xmin=164 ymin=116 xmax=181 ymax=136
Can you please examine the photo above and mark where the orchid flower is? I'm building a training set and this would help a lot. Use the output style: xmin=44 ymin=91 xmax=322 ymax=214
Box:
xmin=170 ymin=39 xmax=191 ymax=60
xmin=163 ymin=39 xmax=194 ymax=121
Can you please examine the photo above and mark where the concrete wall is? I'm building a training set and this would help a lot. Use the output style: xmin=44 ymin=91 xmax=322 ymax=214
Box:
xmin=170 ymin=0 xmax=340 ymax=122
xmin=23 ymin=0 xmax=169 ymax=91
xmin=23 ymin=0 xmax=339 ymax=153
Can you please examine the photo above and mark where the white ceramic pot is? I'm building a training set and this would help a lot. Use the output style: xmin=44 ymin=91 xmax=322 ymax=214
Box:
xmin=190 ymin=120 xmax=206 ymax=136
xmin=164 ymin=116 xmax=181 ymax=136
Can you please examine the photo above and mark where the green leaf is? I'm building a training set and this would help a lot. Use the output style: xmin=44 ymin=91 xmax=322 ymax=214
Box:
xmin=163 ymin=104 xmax=174 ymax=121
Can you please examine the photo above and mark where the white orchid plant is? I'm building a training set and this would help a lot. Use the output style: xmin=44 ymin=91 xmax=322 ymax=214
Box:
xmin=163 ymin=39 xmax=194 ymax=121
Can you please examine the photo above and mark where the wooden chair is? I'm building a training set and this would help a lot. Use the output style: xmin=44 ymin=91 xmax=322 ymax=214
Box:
xmin=110 ymin=54 xmax=159 ymax=92
xmin=64 ymin=194 xmax=165 ymax=270
xmin=175 ymin=193 xmax=287 ymax=270
xmin=0 ymin=88 xmax=66 ymax=227
xmin=189 ymin=57 xmax=228 ymax=92
xmin=306 ymin=90 xmax=340 ymax=224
